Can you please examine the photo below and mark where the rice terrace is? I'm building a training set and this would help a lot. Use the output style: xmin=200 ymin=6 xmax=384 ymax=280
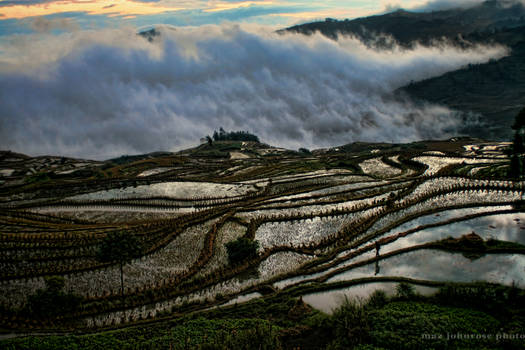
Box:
xmin=2 ymin=0 xmax=525 ymax=348
xmin=1 ymin=130 xmax=525 ymax=349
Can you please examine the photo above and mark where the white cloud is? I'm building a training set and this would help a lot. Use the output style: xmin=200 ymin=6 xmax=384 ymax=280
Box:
xmin=0 ymin=24 xmax=508 ymax=159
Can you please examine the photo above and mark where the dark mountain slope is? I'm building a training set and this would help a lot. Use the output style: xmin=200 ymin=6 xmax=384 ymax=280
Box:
xmin=283 ymin=1 xmax=525 ymax=141
xmin=283 ymin=0 xmax=525 ymax=47
xmin=401 ymin=25 xmax=525 ymax=140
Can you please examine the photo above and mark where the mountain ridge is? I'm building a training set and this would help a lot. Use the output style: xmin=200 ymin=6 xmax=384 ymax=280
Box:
xmin=283 ymin=0 xmax=525 ymax=47
xmin=283 ymin=0 xmax=525 ymax=141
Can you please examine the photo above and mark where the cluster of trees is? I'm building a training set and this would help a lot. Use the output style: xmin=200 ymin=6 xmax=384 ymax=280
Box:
xmin=298 ymin=148 xmax=311 ymax=154
xmin=206 ymin=128 xmax=260 ymax=144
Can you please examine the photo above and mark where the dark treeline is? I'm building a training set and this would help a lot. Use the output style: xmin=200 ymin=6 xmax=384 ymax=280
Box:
xmin=209 ymin=127 xmax=259 ymax=142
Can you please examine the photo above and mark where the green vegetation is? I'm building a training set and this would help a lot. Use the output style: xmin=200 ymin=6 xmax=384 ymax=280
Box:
xmin=475 ymin=163 xmax=512 ymax=179
xmin=192 ymin=149 xmax=231 ymax=158
xmin=0 ymin=318 xmax=281 ymax=350
xmin=366 ymin=301 xmax=500 ymax=349
xmin=225 ymin=238 xmax=259 ymax=265
xmin=108 ymin=152 xmax=173 ymax=165
xmin=4 ymin=282 xmax=524 ymax=349
xmin=192 ymin=140 xmax=245 ymax=158
xmin=24 ymin=172 xmax=51 ymax=184
xmin=97 ymin=232 xmax=144 ymax=298
xmin=318 ymin=282 xmax=525 ymax=349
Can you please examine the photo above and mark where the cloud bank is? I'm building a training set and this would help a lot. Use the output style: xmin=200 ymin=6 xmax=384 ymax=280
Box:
xmin=0 ymin=25 xmax=508 ymax=159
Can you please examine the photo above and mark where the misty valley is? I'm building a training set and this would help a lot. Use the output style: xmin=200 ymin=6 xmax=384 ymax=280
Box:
xmin=2 ymin=0 xmax=525 ymax=349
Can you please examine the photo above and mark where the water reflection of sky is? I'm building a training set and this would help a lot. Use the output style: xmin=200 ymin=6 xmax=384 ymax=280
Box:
xmin=68 ymin=181 xmax=254 ymax=200
xmin=328 ymin=250 xmax=525 ymax=287
xmin=302 ymin=282 xmax=438 ymax=314
xmin=379 ymin=213 xmax=525 ymax=254
xmin=274 ymin=212 xmax=524 ymax=290
xmin=377 ymin=206 xmax=514 ymax=240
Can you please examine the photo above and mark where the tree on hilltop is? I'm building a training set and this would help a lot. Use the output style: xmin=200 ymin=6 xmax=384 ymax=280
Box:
xmin=210 ymin=127 xmax=260 ymax=142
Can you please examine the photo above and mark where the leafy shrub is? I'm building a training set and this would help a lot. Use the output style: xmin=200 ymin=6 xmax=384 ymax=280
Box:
xmin=367 ymin=290 xmax=388 ymax=308
xmin=328 ymin=297 xmax=370 ymax=348
xmin=225 ymin=238 xmax=259 ymax=265
xmin=395 ymin=283 xmax=416 ymax=300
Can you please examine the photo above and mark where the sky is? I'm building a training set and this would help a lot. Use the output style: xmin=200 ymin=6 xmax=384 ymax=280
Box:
xmin=0 ymin=0 xmax=516 ymax=159
xmin=0 ymin=0 xmax=494 ymax=35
